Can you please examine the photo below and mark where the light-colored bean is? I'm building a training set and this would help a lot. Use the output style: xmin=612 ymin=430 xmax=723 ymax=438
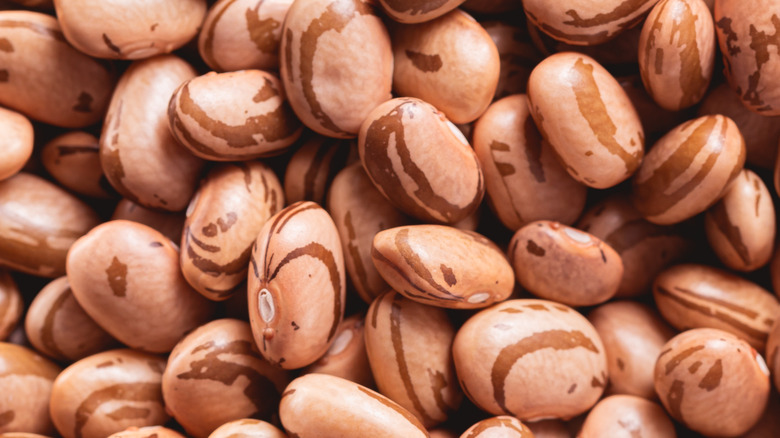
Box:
xmin=0 ymin=106 xmax=32 ymax=181
xmin=0 ymin=172 xmax=99 ymax=277
xmin=302 ymin=313 xmax=374 ymax=388
xmin=358 ymin=97 xmax=484 ymax=224
xmin=0 ymin=270 xmax=22 ymax=341
xmin=181 ymin=162 xmax=283 ymax=300
xmin=40 ymin=131 xmax=113 ymax=198
xmin=578 ymin=395 xmax=676 ymax=438
xmin=0 ymin=342 xmax=60 ymax=435
xmin=66 ymin=220 xmax=213 ymax=353
xmin=248 ymin=201 xmax=345 ymax=369
xmin=459 ymin=416 xmax=534 ymax=438
xmin=107 ymin=426 xmax=185 ymax=438
xmin=207 ymin=419 xmax=287 ymax=438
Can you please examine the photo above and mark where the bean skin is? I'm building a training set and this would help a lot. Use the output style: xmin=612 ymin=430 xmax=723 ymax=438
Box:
xmin=247 ymin=201 xmax=346 ymax=369
xmin=40 ymin=131 xmax=113 ymax=199
xmin=207 ymin=419 xmax=287 ymax=438
xmin=459 ymin=416 xmax=534 ymax=438
xmin=377 ymin=0 xmax=466 ymax=23
xmin=0 ymin=270 xmax=22 ymax=341
xmin=578 ymin=395 xmax=676 ymax=438
xmin=0 ymin=106 xmax=33 ymax=181
xmin=302 ymin=313 xmax=375 ymax=388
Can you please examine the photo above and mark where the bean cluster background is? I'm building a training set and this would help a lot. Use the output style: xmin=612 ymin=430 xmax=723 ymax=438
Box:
xmin=1 ymin=0 xmax=779 ymax=437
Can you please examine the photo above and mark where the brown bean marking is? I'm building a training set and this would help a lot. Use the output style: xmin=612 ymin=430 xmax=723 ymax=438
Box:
xmin=465 ymin=417 xmax=529 ymax=438
xmin=105 ymin=405 xmax=150 ymax=420
xmin=440 ymin=264 xmax=456 ymax=286
xmin=74 ymin=383 xmax=161 ymax=438
xmin=0 ymin=69 xmax=7 ymax=82
xmin=742 ymin=15 xmax=780 ymax=109
xmin=40 ymin=286 xmax=71 ymax=359
xmin=666 ymin=379 xmax=685 ymax=423
xmin=0 ymin=37 xmax=12 ymax=52
xmin=395 ymin=228 xmax=462 ymax=300
xmin=523 ymin=115 xmax=546 ymax=183
xmin=491 ymin=329 xmax=599 ymax=414
xmin=563 ymin=0 xmax=649 ymax=28
xmin=356 ymin=385 xmax=427 ymax=433
xmin=72 ymin=92 xmax=94 ymax=113
xmin=176 ymin=339 xmax=280 ymax=417
xmin=246 ymin=5 xmax=281 ymax=54
xmin=709 ymin=199 xmax=751 ymax=265
xmin=405 ymin=50 xmax=443 ymax=73
xmin=102 ymin=33 xmax=121 ymax=54
xmin=106 ymin=256 xmax=128 ymax=298
xmin=201 ymin=0 xmax=238 ymax=71
xmin=698 ymin=358 xmax=722 ymax=391
xmin=664 ymin=344 xmax=705 ymax=375
xmin=344 ymin=210 xmax=372 ymax=297
xmin=525 ymin=239 xmax=545 ymax=256
xmin=0 ymin=410 xmax=13 ymax=427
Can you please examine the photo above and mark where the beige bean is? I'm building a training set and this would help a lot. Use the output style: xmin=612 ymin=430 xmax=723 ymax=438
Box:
xmin=284 ymin=136 xmax=354 ymax=205
xmin=365 ymin=291 xmax=461 ymax=427
xmin=767 ymin=319 xmax=780 ymax=393
xmin=482 ymin=21 xmax=541 ymax=99
xmin=392 ymin=10 xmax=499 ymax=124
xmin=587 ymin=301 xmax=675 ymax=400
xmin=527 ymin=52 xmax=644 ymax=189
xmin=25 ymin=276 xmax=116 ymax=361
xmin=576 ymin=194 xmax=690 ymax=298
xmin=169 ymin=70 xmax=302 ymax=161
xmin=107 ymin=427 xmax=185 ymax=438
xmin=66 ymin=220 xmax=213 ymax=353
xmin=182 ymin=162 xmax=283 ymax=300
xmin=280 ymin=0 xmax=393 ymax=138
xmin=0 ymin=172 xmax=100 ymax=277
xmin=302 ymin=313 xmax=374 ymax=388
xmin=578 ymin=395 xmax=676 ymax=438
xmin=111 ymin=198 xmax=184 ymax=244
xmin=705 ymin=169 xmax=775 ymax=271
xmin=453 ymin=299 xmax=608 ymax=421
xmin=40 ymin=131 xmax=113 ymax=198
xmin=715 ymin=0 xmax=780 ymax=115
xmin=279 ymin=373 xmax=428 ymax=437
xmin=0 ymin=106 xmax=32 ymax=181
xmin=638 ymin=0 xmax=715 ymax=111
xmin=523 ymin=0 xmax=660 ymax=45
xmin=199 ymin=0 xmax=293 ymax=72
xmin=0 ymin=270 xmax=22 ymax=341
xmin=473 ymin=94 xmax=587 ymax=231
xmin=632 ymin=115 xmax=745 ymax=224
xmin=372 ymin=225 xmax=513 ymax=308
xmin=378 ymin=0 xmax=465 ymax=23
xmin=327 ymin=163 xmax=409 ymax=303
xmin=654 ymin=328 xmax=770 ymax=436
xmin=358 ymin=97 xmax=484 ymax=224
xmin=0 ymin=11 xmax=115 ymax=127
xmin=459 ymin=416 xmax=534 ymax=438
xmin=699 ymin=83 xmax=780 ymax=169
xmin=248 ymin=201 xmax=345 ymax=369
xmin=162 ymin=319 xmax=289 ymax=438
xmin=100 ymin=54 xmax=204 ymax=212
xmin=54 ymin=0 xmax=205 ymax=59
xmin=653 ymin=263 xmax=779 ymax=350
xmin=509 ymin=221 xmax=623 ymax=307
xmin=0 ymin=342 xmax=60 ymax=435
xmin=49 ymin=349 xmax=168 ymax=438
xmin=208 ymin=419 xmax=286 ymax=438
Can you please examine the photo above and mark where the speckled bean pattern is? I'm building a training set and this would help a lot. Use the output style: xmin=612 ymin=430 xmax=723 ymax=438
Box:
xmin=653 ymin=263 xmax=780 ymax=350
xmin=632 ymin=114 xmax=745 ymax=224
xmin=53 ymin=0 xmax=206 ymax=59
xmin=280 ymin=0 xmax=393 ymax=138
xmin=473 ymin=94 xmax=587 ymax=231
xmin=168 ymin=70 xmax=302 ymax=161
xmin=453 ymin=299 xmax=608 ymax=421
xmin=199 ymin=0 xmax=293 ymax=72
xmin=365 ymin=291 xmax=461 ymax=427
xmin=284 ymin=136 xmax=354 ymax=205
xmin=0 ymin=173 xmax=100 ymax=278
xmin=527 ymin=52 xmax=644 ymax=189
xmin=0 ymin=343 xmax=61 ymax=435
xmin=358 ymin=97 xmax=484 ymax=224
xmin=0 ymin=11 xmax=115 ymax=127
xmin=654 ymin=328 xmax=770 ymax=436
xmin=327 ymin=163 xmax=409 ymax=303
xmin=715 ymin=0 xmax=780 ymax=115
xmin=100 ymin=55 xmax=204 ymax=212
xmin=248 ymin=201 xmax=345 ymax=369
xmin=509 ymin=221 xmax=623 ymax=307
xmin=372 ymin=225 xmax=513 ymax=308
xmin=705 ymin=169 xmax=775 ymax=271
xmin=391 ymin=9 xmax=500 ymax=124
xmin=25 ymin=276 xmax=116 ymax=361
xmin=162 ymin=319 xmax=289 ymax=438
xmin=638 ymin=0 xmax=715 ymax=111
xmin=49 ymin=349 xmax=168 ymax=438
xmin=279 ymin=373 xmax=428 ymax=438
xmin=66 ymin=220 xmax=213 ymax=353
xmin=181 ymin=162 xmax=283 ymax=300
xmin=523 ymin=0 xmax=660 ymax=45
